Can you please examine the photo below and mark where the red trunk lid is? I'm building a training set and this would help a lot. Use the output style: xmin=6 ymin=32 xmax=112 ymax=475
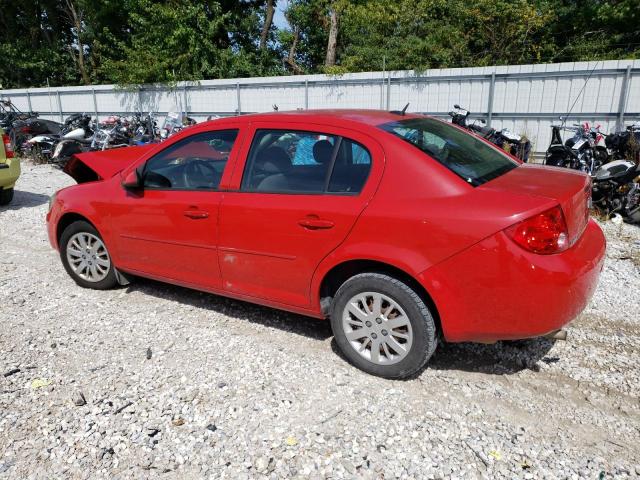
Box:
xmin=482 ymin=164 xmax=591 ymax=245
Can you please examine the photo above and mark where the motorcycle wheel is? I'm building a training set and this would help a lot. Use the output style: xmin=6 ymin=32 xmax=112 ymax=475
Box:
xmin=595 ymin=147 xmax=609 ymax=165
xmin=624 ymin=188 xmax=640 ymax=224
xmin=626 ymin=208 xmax=640 ymax=224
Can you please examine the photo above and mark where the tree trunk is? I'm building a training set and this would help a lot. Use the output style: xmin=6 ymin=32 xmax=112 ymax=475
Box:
xmin=285 ymin=26 xmax=303 ymax=74
xmin=65 ymin=0 xmax=90 ymax=85
xmin=259 ymin=0 xmax=275 ymax=50
xmin=324 ymin=7 xmax=339 ymax=67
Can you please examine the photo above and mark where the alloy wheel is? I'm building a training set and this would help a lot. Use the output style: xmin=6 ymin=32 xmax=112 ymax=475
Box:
xmin=341 ymin=291 xmax=413 ymax=365
xmin=66 ymin=232 xmax=111 ymax=282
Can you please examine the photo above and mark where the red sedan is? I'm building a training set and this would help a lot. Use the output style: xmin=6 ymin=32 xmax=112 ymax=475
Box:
xmin=46 ymin=110 xmax=605 ymax=379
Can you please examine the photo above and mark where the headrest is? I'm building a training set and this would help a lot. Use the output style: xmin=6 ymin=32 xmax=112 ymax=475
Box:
xmin=313 ymin=140 xmax=334 ymax=164
xmin=255 ymin=146 xmax=291 ymax=174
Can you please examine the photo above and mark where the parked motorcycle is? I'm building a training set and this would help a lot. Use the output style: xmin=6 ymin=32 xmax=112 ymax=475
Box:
xmin=1 ymin=99 xmax=62 ymax=154
xmin=0 ymin=100 xmax=33 ymax=132
xmin=25 ymin=113 xmax=92 ymax=162
xmin=95 ymin=116 xmax=132 ymax=149
xmin=589 ymin=123 xmax=609 ymax=165
xmin=544 ymin=121 xmax=603 ymax=176
xmin=130 ymin=111 xmax=159 ymax=145
xmin=605 ymin=121 xmax=640 ymax=162
xmin=160 ymin=111 xmax=196 ymax=140
xmin=592 ymin=158 xmax=640 ymax=224
xmin=449 ymin=105 xmax=531 ymax=161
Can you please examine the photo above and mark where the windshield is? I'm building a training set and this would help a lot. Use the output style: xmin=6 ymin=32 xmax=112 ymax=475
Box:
xmin=379 ymin=117 xmax=518 ymax=186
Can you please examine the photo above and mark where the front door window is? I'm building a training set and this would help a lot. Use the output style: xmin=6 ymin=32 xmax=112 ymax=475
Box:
xmin=143 ymin=130 xmax=238 ymax=190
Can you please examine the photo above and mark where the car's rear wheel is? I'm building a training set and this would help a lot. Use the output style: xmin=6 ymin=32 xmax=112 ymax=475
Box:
xmin=0 ymin=188 xmax=14 ymax=205
xmin=60 ymin=220 xmax=117 ymax=290
xmin=330 ymin=273 xmax=437 ymax=379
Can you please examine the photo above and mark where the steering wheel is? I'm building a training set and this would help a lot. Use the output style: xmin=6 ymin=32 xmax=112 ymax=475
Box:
xmin=182 ymin=159 xmax=219 ymax=189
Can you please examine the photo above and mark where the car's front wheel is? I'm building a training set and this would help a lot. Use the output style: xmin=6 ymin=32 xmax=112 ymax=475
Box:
xmin=59 ymin=220 xmax=118 ymax=290
xmin=0 ymin=188 xmax=14 ymax=205
xmin=330 ymin=273 xmax=437 ymax=379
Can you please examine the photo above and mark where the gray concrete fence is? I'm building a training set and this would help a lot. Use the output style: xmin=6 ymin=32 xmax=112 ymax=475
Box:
xmin=2 ymin=59 xmax=639 ymax=154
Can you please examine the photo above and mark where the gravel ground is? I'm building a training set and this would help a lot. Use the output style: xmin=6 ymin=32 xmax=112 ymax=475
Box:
xmin=1 ymin=162 xmax=639 ymax=479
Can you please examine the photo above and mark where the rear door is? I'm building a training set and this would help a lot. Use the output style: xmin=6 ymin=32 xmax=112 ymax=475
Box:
xmin=110 ymin=128 xmax=242 ymax=290
xmin=218 ymin=122 xmax=384 ymax=308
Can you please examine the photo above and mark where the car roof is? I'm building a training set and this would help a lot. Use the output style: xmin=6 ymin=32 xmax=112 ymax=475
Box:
xmin=203 ymin=109 xmax=423 ymax=129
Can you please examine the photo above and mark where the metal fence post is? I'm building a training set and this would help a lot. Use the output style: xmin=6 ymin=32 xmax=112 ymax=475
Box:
xmin=137 ymin=87 xmax=143 ymax=113
xmin=386 ymin=72 xmax=391 ymax=110
xmin=305 ymin=80 xmax=309 ymax=109
xmin=92 ymin=88 xmax=98 ymax=121
xmin=487 ymin=72 xmax=496 ymax=128
xmin=56 ymin=90 xmax=63 ymax=122
xmin=183 ymin=83 xmax=188 ymax=115
xmin=617 ymin=65 xmax=632 ymax=131
xmin=26 ymin=91 xmax=32 ymax=112
xmin=236 ymin=83 xmax=241 ymax=115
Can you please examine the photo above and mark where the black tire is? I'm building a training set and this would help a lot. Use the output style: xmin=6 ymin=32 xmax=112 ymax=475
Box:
xmin=330 ymin=273 xmax=437 ymax=379
xmin=59 ymin=220 xmax=118 ymax=290
xmin=0 ymin=188 xmax=14 ymax=205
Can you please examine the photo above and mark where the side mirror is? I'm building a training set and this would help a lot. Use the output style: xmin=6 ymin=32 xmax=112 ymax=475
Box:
xmin=121 ymin=167 xmax=142 ymax=190
xmin=454 ymin=104 xmax=460 ymax=109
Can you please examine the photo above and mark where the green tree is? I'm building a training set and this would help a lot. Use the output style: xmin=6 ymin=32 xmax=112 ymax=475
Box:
xmin=0 ymin=0 xmax=638 ymax=89
xmin=100 ymin=0 xmax=283 ymax=85
xmin=0 ymin=0 xmax=77 ymax=88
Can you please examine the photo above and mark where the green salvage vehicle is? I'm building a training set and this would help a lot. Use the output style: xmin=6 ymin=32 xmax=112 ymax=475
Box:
xmin=0 ymin=129 xmax=20 ymax=205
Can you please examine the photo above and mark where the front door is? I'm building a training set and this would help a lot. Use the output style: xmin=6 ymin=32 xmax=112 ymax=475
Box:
xmin=111 ymin=129 xmax=241 ymax=289
xmin=218 ymin=122 xmax=383 ymax=308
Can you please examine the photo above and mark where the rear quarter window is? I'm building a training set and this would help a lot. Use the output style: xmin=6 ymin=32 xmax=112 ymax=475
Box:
xmin=379 ymin=117 xmax=517 ymax=186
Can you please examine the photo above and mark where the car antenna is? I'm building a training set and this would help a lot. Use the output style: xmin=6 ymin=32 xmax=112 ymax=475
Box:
xmin=560 ymin=60 xmax=601 ymax=129
xmin=390 ymin=103 xmax=410 ymax=116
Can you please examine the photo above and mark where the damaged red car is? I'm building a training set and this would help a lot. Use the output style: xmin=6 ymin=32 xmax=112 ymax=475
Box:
xmin=46 ymin=110 xmax=606 ymax=378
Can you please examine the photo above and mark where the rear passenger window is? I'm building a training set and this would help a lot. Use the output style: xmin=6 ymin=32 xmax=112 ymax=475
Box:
xmin=328 ymin=140 xmax=371 ymax=193
xmin=241 ymin=129 xmax=371 ymax=194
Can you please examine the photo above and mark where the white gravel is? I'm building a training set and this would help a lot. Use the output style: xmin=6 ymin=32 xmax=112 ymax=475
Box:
xmin=1 ymin=162 xmax=639 ymax=479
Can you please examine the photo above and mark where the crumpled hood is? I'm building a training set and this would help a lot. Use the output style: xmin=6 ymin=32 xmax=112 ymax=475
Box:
xmin=63 ymin=144 xmax=156 ymax=183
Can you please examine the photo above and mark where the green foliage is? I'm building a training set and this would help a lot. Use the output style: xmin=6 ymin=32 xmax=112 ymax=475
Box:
xmin=281 ymin=0 xmax=638 ymax=73
xmin=0 ymin=0 xmax=637 ymax=89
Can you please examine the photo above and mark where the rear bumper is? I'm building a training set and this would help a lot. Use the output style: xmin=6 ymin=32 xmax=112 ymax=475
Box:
xmin=0 ymin=157 xmax=20 ymax=189
xmin=419 ymin=219 xmax=606 ymax=342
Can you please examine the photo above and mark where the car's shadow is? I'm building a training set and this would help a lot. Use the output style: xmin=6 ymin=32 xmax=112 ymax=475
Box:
xmin=428 ymin=338 xmax=557 ymax=374
xmin=127 ymin=278 xmax=557 ymax=376
xmin=329 ymin=336 xmax=557 ymax=378
xmin=0 ymin=190 xmax=50 ymax=210
xmin=126 ymin=277 xmax=333 ymax=342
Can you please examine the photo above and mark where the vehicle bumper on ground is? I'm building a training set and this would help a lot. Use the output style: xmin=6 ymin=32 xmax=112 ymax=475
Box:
xmin=0 ymin=157 xmax=21 ymax=190
xmin=420 ymin=219 xmax=606 ymax=343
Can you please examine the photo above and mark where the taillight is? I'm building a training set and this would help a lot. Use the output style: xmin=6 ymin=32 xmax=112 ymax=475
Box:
xmin=2 ymin=134 xmax=14 ymax=158
xmin=505 ymin=205 xmax=569 ymax=255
